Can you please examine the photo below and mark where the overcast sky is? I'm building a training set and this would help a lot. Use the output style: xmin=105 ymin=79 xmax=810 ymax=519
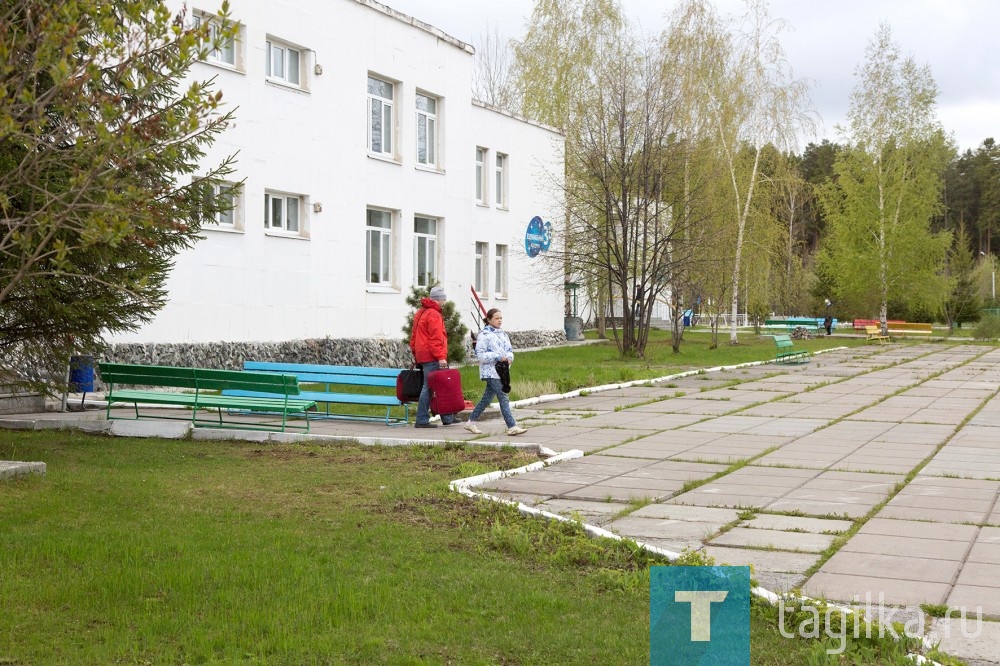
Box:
xmin=387 ymin=0 xmax=998 ymax=154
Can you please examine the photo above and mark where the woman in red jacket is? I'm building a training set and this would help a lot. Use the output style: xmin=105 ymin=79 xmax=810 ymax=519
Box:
xmin=410 ymin=286 xmax=456 ymax=427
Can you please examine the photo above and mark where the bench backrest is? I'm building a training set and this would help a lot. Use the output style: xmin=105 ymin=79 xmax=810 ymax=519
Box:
xmin=772 ymin=335 xmax=795 ymax=349
xmin=243 ymin=361 xmax=401 ymax=389
xmin=98 ymin=363 xmax=300 ymax=395
xmin=864 ymin=325 xmax=883 ymax=336
xmin=888 ymin=322 xmax=932 ymax=332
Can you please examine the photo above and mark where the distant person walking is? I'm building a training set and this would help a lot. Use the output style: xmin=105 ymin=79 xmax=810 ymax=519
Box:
xmin=464 ymin=308 xmax=526 ymax=436
xmin=411 ymin=286 xmax=457 ymax=428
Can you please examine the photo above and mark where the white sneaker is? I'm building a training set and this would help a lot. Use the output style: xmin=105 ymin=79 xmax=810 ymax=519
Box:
xmin=464 ymin=422 xmax=482 ymax=434
xmin=506 ymin=426 xmax=527 ymax=436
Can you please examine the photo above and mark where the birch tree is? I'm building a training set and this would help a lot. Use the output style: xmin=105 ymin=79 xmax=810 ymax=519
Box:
xmin=706 ymin=0 xmax=815 ymax=344
xmin=471 ymin=23 xmax=518 ymax=112
xmin=818 ymin=24 xmax=952 ymax=330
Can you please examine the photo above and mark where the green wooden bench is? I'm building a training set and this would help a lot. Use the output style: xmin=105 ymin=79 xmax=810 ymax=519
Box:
xmin=98 ymin=363 xmax=316 ymax=433
xmin=764 ymin=318 xmax=827 ymax=334
xmin=223 ymin=361 xmax=409 ymax=426
xmin=772 ymin=335 xmax=810 ymax=364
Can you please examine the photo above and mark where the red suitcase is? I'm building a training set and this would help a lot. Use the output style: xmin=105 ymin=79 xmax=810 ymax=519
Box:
xmin=427 ymin=368 xmax=465 ymax=415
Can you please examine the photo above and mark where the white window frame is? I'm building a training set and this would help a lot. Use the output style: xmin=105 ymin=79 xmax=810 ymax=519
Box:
xmin=474 ymin=242 xmax=488 ymax=295
xmin=495 ymin=153 xmax=508 ymax=208
xmin=494 ymin=244 xmax=508 ymax=297
xmin=413 ymin=216 xmax=438 ymax=288
xmin=194 ymin=12 xmax=241 ymax=70
xmin=368 ymin=75 xmax=394 ymax=157
xmin=475 ymin=147 xmax=488 ymax=204
xmin=265 ymin=37 xmax=303 ymax=88
xmin=202 ymin=180 xmax=243 ymax=231
xmin=366 ymin=208 xmax=395 ymax=286
xmin=416 ymin=92 xmax=438 ymax=167
xmin=264 ymin=190 xmax=303 ymax=235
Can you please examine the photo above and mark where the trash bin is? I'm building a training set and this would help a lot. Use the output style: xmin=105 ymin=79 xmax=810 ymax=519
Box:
xmin=564 ymin=316 xmax=584 ymax=341
xmin=69 ymin=355 xmax=95 ymax=393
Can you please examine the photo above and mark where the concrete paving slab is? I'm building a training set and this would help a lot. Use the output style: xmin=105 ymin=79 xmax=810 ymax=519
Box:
xmin=703 ymin=545 xmax=819 ymax=573
xmin=534 ymin=498 xmax=629 ymax=525
xmin=476 ymin=476 xmax=585 ymax=496
xmin=681 ymin=415 xmax=779 ymax=433
xmin=630 ymin=504 xmax=740 ymax=523
xmin=927 ymin=618 xmax=1000 ymax=666
xmin=639 ymin=460 xmax=730 ymax=478
xmin=955 ymin=562 xmax=1000 ymax=588
xmin=563 ymin=483 xmax=675 ymax=502
xmin=0 ymin=461 xmax=46 ymax=479
xmin=592 ymin=441 xmax=696 ymax=460
xmin=858 ymin=518 xmax=979 ymax=542
xmin=709 ymin=527 xmax=835 ymax=552
xmin=877 ymin=505 xmax=993 ymax=524
xmin=967 ymin=542 xmax=1000 ymax=565
xmin=840 ymin=533 xmax=971 ymax=561
xmin=668 ymin=492 xmax=775 ymax=510
xmin=744 ymin=514 xmax=852 ymax=534
xmin=606 ymin=516 xmax=724 ymax=542
xmin=109 ymin=418 xmax=191 ymax=438
xmin=946 ymin=585 xmax=1000 ymax=618
xmin=819 ymin=551 xmax=960 ymax=584
xmin=803 ymin=571 xmax=951 ymax=606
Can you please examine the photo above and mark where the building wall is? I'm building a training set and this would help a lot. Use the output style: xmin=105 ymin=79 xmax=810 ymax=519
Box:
xmin=111 ymin=0 xmax=565 ymax=345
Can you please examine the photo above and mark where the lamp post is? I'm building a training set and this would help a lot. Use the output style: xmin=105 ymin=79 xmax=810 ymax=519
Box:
xmin=982 ymin=251 xmax=996 ymax=302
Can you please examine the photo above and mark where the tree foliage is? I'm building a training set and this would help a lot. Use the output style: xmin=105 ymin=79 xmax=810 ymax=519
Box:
xmin=0 ymin=0 xmax=236 ymax=393
xmin=818 ymin=24 xmax=952 ymax=329
xmin=941 ymin=222 xmax=981 ymax=331
xmin=471 ymin=23 xmax=518 ymax=113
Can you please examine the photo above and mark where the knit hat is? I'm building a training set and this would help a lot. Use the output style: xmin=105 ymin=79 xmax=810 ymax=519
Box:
xmin=429 ymin=286 xmax=447 ymax=301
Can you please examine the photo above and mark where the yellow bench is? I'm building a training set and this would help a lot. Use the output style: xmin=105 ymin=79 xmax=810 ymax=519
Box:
xmin=887 ymin=322 xmax=933 ymax=337
xmin=865 ymin=325 xmax=890 ymax=344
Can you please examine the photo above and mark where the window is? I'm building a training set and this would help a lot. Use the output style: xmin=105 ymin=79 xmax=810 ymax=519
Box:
xmin=367 ymin=208 xmax=393 ymax=285
xmin=202 ymin=181 xmax=240 ymax=229
xmin=495 ymin=244 xmax=508 ymax=297
xmin=475 ymin=147 xmax=487 ymax=204
xmin=264 ymin=191 xmax=300 ymax=233
xmin=413 ymin=216 xmax=438 ymax=288
xmin=495 ymin=153 xmax=508 ymax=207
xmin=368 ymin=75 xmax=394 ymax=156
xmin=196 ymin=14 xmax=237 ymax=67
xmin=474 ymin=242 xmax=488 ymax=294
xmin=416 ymin=93 xmax=438 ymax=166
xmin=266 ymin=38 xmax=301 ymax=86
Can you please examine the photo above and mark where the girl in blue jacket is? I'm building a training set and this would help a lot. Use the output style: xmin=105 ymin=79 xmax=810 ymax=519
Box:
xmin=464 ymin=309 xmax=526 ymax=436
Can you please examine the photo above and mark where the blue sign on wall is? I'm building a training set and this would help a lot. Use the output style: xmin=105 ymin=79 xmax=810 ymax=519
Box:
xmin=524 ymin=216 xmax=552 ymax=258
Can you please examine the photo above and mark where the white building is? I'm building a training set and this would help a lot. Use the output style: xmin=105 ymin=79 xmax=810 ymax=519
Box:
xmin=110 ymin=0 xmax=565 ymax=345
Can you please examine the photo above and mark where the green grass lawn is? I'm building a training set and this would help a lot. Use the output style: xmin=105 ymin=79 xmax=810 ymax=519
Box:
xmin=0 ymin=432 xmax=958 ymax=665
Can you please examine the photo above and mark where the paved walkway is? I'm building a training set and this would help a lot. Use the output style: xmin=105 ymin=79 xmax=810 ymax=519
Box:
xmin=3 ymin=341 xmax=1000 ymax=663
xmin=470 ymin=342 xmax=1000 ymax=665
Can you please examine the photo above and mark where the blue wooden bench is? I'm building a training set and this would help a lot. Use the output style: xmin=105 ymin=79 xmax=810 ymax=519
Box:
xmin=223 ymin=361 xmax=409 ymax=426
xmin=772 ymin=335 xmax=810 ymax=364
xmin=98 ymin=363 xmax=316 ymax=432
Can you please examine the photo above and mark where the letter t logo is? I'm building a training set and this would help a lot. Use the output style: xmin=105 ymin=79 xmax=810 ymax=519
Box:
xmin=674 ymin=590 xmax=728 ymax=641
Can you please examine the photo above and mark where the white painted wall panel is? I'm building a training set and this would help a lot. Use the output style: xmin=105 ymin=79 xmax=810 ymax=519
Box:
xmin=112 ymin=0 xmax=564 ymax=344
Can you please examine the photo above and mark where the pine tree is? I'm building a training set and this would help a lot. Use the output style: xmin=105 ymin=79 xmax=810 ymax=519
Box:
xmin=1 ymin=0 xmax=237 ymax=393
